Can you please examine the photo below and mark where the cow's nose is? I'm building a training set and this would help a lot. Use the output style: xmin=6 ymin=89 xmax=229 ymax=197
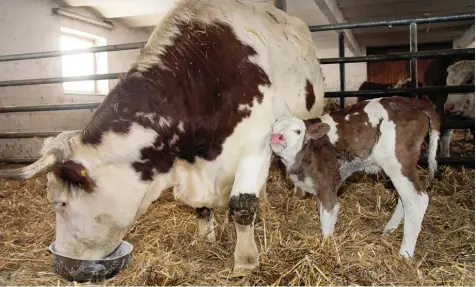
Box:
xmin=445 ymin=103 xmax=455 ymax=111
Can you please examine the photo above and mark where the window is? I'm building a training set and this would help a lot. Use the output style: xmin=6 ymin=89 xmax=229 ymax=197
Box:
xmin=60 ymin=27 xmax=108 ymax=94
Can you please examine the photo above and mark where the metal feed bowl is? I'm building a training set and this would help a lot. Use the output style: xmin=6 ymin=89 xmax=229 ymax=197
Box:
xmin=48 ymin=241 xmax=133 ymax=283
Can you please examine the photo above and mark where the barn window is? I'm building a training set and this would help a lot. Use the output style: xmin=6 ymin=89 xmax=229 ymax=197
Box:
xmin=60 ymin=27 xmax=108 ymax=95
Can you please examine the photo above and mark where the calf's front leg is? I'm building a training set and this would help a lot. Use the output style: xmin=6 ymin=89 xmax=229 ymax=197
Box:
xmin=229 ymin=146 xmax=272 ymax=275
xmin=318 ymin=190 xmax=340 ymax=236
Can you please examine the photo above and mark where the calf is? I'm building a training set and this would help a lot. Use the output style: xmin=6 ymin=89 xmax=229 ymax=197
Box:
xmin=270 ymin=96 xmax=440 ymax=258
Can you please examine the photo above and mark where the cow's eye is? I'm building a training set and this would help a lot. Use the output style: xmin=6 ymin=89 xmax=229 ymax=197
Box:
xmin=295 ymin=130 xmax=301 ymax=135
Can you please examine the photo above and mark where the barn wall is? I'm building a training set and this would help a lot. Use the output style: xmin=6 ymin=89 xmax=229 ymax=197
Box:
xmin=0 ymin=0 xmax=150 ymax=159
xmin=312 ymin=36 xmax=367 ymax=110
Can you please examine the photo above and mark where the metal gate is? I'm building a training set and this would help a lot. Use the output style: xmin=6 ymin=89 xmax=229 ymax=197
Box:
xmin=0 ymin=8 xmax=474 ymax=167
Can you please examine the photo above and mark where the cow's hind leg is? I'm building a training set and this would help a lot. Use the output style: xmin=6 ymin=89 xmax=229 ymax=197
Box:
xmin=229 ymin=146 xmax=272 ymax=275
xmin=439 ymin=129 xmax=452 ymax=157
xmin=383 ymin=162 xmax=429 ymax=258
xmin=196 ymin=207 xmax=216 ymax=242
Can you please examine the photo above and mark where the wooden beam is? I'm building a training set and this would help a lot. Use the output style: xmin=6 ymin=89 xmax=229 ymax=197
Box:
xmin=454 ymin=24 xmax=475 ymax=48
xmin=313 ymin=0 xmax=363 ymax=56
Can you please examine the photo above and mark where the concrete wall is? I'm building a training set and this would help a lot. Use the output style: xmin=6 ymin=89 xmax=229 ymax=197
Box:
xmin=0 ymin=0 xmax=150 ymax=159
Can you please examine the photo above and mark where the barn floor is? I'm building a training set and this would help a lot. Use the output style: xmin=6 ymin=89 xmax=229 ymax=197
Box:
xmin=0 ymin=132 xmax=474 ymax=286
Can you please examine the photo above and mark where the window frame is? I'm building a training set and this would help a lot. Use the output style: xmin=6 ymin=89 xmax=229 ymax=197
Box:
xmin=60 ymin=28 xmax=108 ymax=95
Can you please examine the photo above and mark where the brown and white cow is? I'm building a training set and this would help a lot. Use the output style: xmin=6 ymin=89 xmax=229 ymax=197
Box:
xmin=0 ymin=0 xmax=325 ymax=274
xmin=270 ymin=96 xmax=440 ymax=258
xmin=423 ymin=57 xmax=474 ymax=157
xmin=439 ymin=60 xmax=475 ymax=156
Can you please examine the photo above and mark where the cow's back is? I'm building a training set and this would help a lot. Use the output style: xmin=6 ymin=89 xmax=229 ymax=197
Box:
xmin=78 ymin=0 xmax=326 ymax=207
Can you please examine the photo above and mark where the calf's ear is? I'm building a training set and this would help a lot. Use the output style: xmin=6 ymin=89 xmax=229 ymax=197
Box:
xmin=305 ymin=123 xmax=330 ymax=141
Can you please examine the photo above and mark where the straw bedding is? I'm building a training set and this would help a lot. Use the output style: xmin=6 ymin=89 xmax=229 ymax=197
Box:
xmin=0 ymin=131 xmax=474 ymax=286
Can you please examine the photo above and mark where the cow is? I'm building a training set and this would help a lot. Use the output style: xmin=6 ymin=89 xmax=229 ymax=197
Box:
xmin=439 ymin=60 xmax=475 ymax=156
xmin=423 ymin=56 xmax=474 ymax=157
xmin=269 ymin=96 xmax=440 ymax=259
xmin=0 ymin=0 xmax=324 ymax=274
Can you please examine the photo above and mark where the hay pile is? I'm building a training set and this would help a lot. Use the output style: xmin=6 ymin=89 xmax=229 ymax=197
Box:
xmin=0 ymin=137 xmax=474 ymax=285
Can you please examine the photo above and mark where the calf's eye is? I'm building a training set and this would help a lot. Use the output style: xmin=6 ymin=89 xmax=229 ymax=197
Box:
xmin=295 ymin=130 xmax=301 ymax=135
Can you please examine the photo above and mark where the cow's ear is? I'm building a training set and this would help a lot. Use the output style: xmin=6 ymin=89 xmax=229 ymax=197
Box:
xmin=54 ymin=161 xmax=95 ymax=192
xmin=305 ymin=123 xmax=330 ymax=141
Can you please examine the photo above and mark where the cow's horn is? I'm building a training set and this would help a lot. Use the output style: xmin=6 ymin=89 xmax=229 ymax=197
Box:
xmin=0 ymin=149 xmax=63 ymax=180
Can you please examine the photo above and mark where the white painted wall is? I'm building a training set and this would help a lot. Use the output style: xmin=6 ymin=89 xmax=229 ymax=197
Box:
xmin=0 ymin=0 xmax=150 ymax=159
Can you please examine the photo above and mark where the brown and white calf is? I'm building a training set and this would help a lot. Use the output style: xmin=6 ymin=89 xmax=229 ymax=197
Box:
xmin=270 ymin=96 xmax=440 ymax=258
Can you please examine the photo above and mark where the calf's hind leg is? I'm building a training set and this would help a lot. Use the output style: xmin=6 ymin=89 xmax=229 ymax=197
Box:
xmin=383 ymin=162 xmax=429 ymax=258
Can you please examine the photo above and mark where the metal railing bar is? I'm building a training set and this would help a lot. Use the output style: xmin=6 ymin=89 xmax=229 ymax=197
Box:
xmin=324 ymin=85 xmax=475 ymax=98
xmin=418 ymin=156 xmax=474 ymax=167
xmin=0 ymin=14 xmax=472 ymax=64
xmin=0 ymin=131 xmax=63 ymax=139
xmin=441 ymin=120 xmax=475 ymax=130
xmin=0 ymin=103 xmax=101 ymax=113
xmin=320 ymin=48 xmax=474 ymax=64
xmin=0 ymin=73 xmax=123 ymax=87
xmin=0 ymin=42 xmax=146 ymax=62
xmin=309 ymin=13 xmax=475 ymax=32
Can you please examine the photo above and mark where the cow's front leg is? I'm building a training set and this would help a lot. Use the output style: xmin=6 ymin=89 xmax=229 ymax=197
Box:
xmin=229 ymin=146 xmax=272 ymax=275
xmin=196 ymin=207 xmax=216 ymax=242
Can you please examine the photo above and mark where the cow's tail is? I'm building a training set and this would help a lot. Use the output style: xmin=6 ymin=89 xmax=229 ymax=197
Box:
xmin=422 ymin=100 xmax=441 ymax=181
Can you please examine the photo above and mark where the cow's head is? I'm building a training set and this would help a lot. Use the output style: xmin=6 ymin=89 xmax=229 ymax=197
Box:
xmin=445 ymin=60 xmax=475 ymax=118
xmin=0 ymin=131 xmax=150 ymax=259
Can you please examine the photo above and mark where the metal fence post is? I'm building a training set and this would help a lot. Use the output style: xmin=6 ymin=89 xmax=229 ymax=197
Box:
xmin=339 ymin=32 xmax=346 ymax=109
xmin=409 ymin=22 xmax=418 ymax=90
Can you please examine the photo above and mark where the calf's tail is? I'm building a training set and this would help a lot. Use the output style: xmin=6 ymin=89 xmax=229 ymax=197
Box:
xmin=422 ymin=102 xmax=441 ymax=181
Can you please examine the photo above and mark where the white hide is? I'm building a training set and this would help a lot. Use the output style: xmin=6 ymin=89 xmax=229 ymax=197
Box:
xmin=42 ymin=0 xmax=325 ymax=261
xmin=319 ymin=202 xmax=340 ymax=236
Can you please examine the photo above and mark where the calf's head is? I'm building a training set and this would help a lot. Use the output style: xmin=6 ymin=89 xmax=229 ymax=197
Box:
xmin=0 ymin=131 xmax=148 ymax=259
xmin=445 ymin=60 xmax=475 ymax=118
xmin=270 ymin=117 xmax=330 ymax=161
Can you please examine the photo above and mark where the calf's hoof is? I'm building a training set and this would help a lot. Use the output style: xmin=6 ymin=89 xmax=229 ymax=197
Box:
xmin=294 ymin=186 xmax=306 ymax=198
xmin=399 ymin=248 xmax=414 ymax=259
xmin=232 ymin=261 xmax=259 ymax=277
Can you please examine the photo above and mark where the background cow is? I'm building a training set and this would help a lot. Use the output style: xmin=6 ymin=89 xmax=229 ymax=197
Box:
xmin=423 ymin=56 xmax=474 ymax=157
xmin=439 ymin=60 xmax=475 ymax=156
xmin=0 ymin=0 xmax=324 ymax=275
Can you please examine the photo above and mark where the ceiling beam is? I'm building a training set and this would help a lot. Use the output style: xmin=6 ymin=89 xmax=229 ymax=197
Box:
xmin=313 ymin=0 xmax=363 ymax=56
xmin=454 ymin=24 xmax=475 ymax=48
